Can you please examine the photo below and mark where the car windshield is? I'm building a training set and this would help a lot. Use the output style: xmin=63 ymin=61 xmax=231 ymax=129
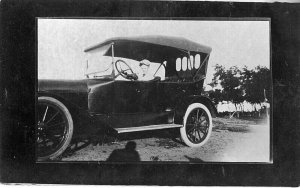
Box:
xmin=85 ymin=43 xmax=113 ymax=78
xmin=85 ymin=43 xmax=166 ymax=80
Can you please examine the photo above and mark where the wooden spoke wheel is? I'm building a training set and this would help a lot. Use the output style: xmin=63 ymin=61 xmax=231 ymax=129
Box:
xmin=37 ymin=96 xmax=73 ymax=161
xmin=180 ymin=103 xmax=212 ymax=147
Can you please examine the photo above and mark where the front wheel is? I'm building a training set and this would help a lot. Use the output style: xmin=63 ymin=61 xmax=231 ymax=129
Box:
xmin=180 ymin=103 xmax=212 ymax=147
xmin=37 ymin=96 xmax=73 ymax=161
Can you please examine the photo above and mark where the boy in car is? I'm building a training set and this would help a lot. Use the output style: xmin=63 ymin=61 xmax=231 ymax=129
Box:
xmin=137 ymin=59 xmax=154 ymax=81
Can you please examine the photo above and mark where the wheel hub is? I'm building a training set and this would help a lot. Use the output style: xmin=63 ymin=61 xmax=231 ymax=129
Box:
xmin=38 ymin=121 xmax=47 ymax=129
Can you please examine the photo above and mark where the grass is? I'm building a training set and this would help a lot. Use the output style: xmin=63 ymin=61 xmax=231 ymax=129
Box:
xmin=212 ymin=116 xmax=265 ymax=132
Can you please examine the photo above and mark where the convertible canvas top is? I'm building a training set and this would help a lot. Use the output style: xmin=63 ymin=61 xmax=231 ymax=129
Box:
xmin=84 ymin=35 xmax=212 ymax=54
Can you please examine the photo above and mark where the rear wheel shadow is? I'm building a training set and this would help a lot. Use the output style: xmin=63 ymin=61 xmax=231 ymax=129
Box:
xmin=184 ymin=155 xmax=204 ymax=162
xmin=61 ymin=138 xmax=91 ymax=158
xmin=115 ymin=128 xmax=186 ymax=148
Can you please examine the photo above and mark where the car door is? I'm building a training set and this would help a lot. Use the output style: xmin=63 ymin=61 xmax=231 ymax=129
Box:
xmin=87 ymin=79 xmax=114 ymax=114
xmin=110 ymin=80 xmax=158 ymax=128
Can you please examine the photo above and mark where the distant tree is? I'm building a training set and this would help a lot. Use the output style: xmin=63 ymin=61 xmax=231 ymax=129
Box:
xmin=209 ymin=64 xmax=225 ymax=88
xmin=241 ymin=66 xmax=271 ymax=107
xmin=209 ymin=65 xmax=244 ymax=112
xmin=208 ymin=64 xmax=225 ymax=106
xmin=219 ymin=66 xmax=244 ymax=111
xmin=241 ymin=66 xmax=257 ymax=106
xmin=253 ymin=66 xmax=271 ymax=102
xmin=209 ymin=89 xmax=223 ymax=106
xmin=208 ymin=65 xmax=271 ymax=116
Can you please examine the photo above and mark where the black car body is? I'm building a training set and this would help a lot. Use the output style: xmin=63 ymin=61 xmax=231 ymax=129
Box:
xmin=37 ymin=35 xmax=217 ymax=161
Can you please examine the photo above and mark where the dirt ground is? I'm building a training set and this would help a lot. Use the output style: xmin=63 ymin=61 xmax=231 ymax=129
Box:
xmin=61 ymin=117 xmax=271 ymax=162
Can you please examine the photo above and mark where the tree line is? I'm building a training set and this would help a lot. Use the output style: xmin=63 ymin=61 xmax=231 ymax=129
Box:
xmin=206 ymin=64 xmax=271 ymax=113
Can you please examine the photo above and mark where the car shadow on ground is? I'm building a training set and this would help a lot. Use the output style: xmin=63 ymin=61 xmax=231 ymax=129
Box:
xmin=59 ymin=127 xmax=184 ymax=160
xmin=113 ymin=128 xmax=185 ymax=148
xmin=61 ymin=138 xmax=91 ymax=158
xmin=184 ymin=155 xmax=204 ymax=162
xmin=64 ymin=128 xmax=185 ymax=159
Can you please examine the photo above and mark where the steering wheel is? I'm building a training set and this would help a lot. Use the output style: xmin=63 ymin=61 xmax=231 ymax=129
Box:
xmin=115 ymin=59 xmax=137 ymax=80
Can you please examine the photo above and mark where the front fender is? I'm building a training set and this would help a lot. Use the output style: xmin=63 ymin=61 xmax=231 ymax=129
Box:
xmin=38 ymin=79 xmax=89 ymax=111
xmin=174 ymin=95 xmax=218 ymax=124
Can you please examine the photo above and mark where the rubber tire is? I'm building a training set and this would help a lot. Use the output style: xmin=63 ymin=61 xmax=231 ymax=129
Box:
xmin=180 ymin=103 xmax=212 ymax=147
xmin=37 ymin=96 xmax=73 ymax=161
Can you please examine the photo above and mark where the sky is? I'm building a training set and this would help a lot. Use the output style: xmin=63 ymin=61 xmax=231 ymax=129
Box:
xmin=38 ymin=19 xmax=270 ymax=86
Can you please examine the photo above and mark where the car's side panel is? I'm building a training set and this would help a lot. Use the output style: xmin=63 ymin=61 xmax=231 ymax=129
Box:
xmin=156 ymin=80 xmax=218 ymax=124
xmin=87 ymin=79 xmax=114 ymax=114
xmin=156 ymin=80 xmax=203 ymax=111
xmin=113 ymin=80 xmax=157 ymax=113
xmin=174 ymin=94 xmax=218 ymax=124
xmin=38 ymin=78 xmax=215 ymax=132
xmin=110 ymin=80 xmax=159 ymax=128
xmin=113 ymin=81 xmax=143 ymax=113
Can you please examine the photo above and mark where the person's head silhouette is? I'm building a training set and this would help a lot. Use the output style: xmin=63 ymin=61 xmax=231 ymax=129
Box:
xmin=125 ymin=141 xmax=136 ymax=151
xmin=107 ymin=141 xmax=140 ymax=162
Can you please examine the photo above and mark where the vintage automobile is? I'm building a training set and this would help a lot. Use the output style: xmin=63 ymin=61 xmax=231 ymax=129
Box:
xmin=37 ymin=35 xmax=217 ymax=161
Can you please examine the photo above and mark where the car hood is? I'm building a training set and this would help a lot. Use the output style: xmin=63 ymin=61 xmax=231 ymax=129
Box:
xmin=38 ymin=79 xmax=88 ymax=93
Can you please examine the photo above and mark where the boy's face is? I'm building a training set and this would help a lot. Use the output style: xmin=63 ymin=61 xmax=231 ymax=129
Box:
xmin=141 ymin=64 xmax=149 ymax=73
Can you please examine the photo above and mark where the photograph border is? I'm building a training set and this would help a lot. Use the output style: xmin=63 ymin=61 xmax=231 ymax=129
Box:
xmin=1 ymin=0 xmax=299 ymax=186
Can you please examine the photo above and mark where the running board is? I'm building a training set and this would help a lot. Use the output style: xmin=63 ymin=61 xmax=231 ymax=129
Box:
xmin=115 ymin=124 xmax=183 ymax=133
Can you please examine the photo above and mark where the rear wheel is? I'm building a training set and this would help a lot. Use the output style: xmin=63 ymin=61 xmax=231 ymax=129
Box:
xmin=37 ymin=96 xmax=73 ymax=161
xmin=180 ymin=103 xmax=212 ymax=147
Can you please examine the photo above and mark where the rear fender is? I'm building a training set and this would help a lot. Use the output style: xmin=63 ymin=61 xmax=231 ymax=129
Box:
xmin=174 ymin=95 xmax=218 ymax=124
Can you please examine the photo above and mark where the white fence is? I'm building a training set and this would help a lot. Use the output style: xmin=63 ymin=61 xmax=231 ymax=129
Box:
xmin=217 ymin=101 xmax=270 ymax=113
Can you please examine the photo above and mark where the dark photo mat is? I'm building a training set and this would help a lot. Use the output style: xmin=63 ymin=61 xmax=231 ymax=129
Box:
xmin=0 ymin=0 xmax=299 ymax=186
